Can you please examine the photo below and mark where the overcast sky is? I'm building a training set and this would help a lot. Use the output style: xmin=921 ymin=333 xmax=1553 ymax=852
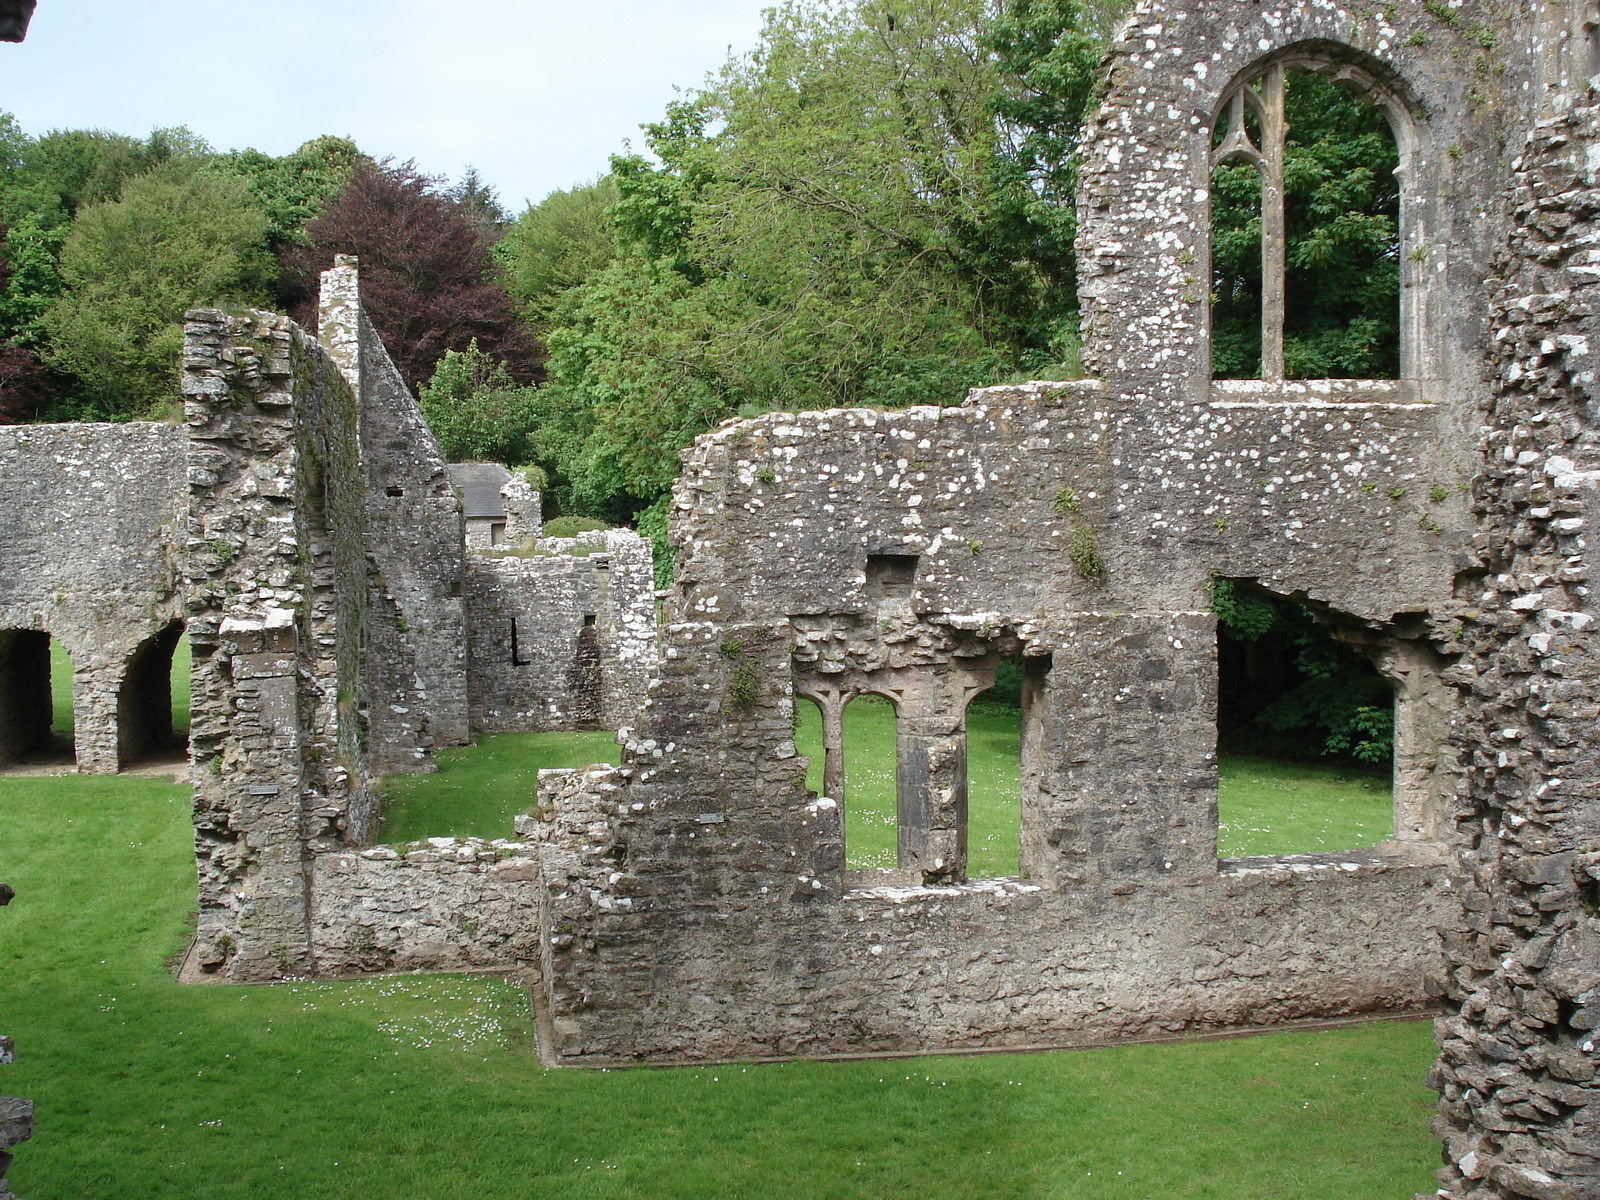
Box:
xmin=0 ymin=0 xmax=771 ymax=211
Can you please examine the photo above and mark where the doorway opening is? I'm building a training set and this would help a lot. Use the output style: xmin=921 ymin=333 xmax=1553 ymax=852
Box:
xmin=0 ymin=630 xmax=73 ymax=766
xmin=118 ymin=622 xmax=189 ymax=769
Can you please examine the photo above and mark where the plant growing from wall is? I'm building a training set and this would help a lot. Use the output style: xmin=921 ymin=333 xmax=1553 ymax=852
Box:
xmin=1067 ymin=526 xmax=1104 ymax=581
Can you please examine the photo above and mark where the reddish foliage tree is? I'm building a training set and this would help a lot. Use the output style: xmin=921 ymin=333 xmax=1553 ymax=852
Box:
xmin=0 ymin=341 xmax=56 ymax=423
xmin=284 ymin=160 xmax=541 ymax=388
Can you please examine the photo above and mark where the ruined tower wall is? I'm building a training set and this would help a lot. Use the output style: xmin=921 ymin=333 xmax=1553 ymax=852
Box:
xmin=0 ymin=423 xmax=185 ymax=772
xmin=1425 ymin=92 xmax=1600 ymax=1200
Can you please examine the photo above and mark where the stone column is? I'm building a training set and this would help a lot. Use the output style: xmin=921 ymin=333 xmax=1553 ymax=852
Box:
xmin=501 ymin=477 xmax=542 ymax=544
xmin=1372 ymin=637 xmax=1457 ymax=847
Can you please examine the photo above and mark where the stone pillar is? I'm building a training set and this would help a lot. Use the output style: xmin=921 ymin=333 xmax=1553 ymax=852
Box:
xmin=1372 ymin=637 xmax=1457 ymax=847
xmin=893 ymin=679 xmax=969 ymax=885
xmin=213 ymin=616 xmax=313 ymax=979
xmin=1023 ymin=614 xmax=1217 ymax=888
xmin=792 ymin=680 xmax=848 ymax=805
xmin=501 ymin=477 xmax=541 ymax=544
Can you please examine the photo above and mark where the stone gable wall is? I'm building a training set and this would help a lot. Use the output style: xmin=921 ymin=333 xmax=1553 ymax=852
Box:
xmin=321 ymin=257 xmax=472 ymax=774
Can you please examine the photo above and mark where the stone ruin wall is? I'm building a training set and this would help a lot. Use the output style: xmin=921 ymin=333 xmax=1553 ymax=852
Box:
xmin=521 ymin=372 xmax=1465 ymax=1062
xmin=183 ymin=303 xmax=379 ymax=979
xmin=180 ymin=265 xmax=655 ymax=983
xmin=1425 ymin=88 xmax=1600 ymax=1200
xmin=517 ymin=0 xmax=1527 ymax=1065
xmin=465 ymin=529 xmax=655 ymax=735
xmin=321 ymin=257 xmax=472 ymax=774
xmin=0 ymin=422 xmax=185 ymax=773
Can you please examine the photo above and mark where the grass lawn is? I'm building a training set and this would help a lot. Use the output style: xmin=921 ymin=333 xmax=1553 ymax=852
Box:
xmin=378 ymin=729 xmax=620 ymax=843
xmin=1217 ymin=753 xmax=1392 ymax=857
xmin=0 ymin=772 xmax=1440 ymax=1199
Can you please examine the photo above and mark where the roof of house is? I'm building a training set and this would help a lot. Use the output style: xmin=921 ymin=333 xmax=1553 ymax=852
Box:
xmin=447 ymin=462 xmax=511 ymax=520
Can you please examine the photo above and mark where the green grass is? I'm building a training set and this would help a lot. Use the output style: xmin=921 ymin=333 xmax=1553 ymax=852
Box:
xmin=377 ymin=729 xmax=620 ymax=843
xmin=0 ymin=772 xmax=1441 ymax=1198
xmin=1217 ymin=753 xmax=1392 ymax=857
xmin=793 ymin=703 xmax=1394 ymax=870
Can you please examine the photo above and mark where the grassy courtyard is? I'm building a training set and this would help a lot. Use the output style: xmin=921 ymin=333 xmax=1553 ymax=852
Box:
xmin=0 ymin=771 xmax=1438 ymax=1199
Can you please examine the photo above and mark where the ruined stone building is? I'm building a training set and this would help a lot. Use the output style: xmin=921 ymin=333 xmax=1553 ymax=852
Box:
xmin=0 ymin=255 xmax=654 ymax=967
xmin=2 ymin=2 xmax=1599 ymax=1196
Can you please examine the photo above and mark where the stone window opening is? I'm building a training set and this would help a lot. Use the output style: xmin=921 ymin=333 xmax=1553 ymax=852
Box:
xmin=384 ymin=485 xmax=404 ymax=498
xmin=0 ymin=630 xmax=71 ymax=768
xmin=509 ymin=618 xmax=530 ymax=667
xmin=962 ymin=650 xmax=1033 ymax=881
xmin=1213 ymin=579 xmax=1451 ymax=858
xmin=1209 ymin=52 xmax=1414 ymax=383
xmin=117 ymin=621 xmax=189 ymax=770
xmin=793 ymin=687 xmax=900 ymax=872
xmin=795 ymin=641 xmax=1013 ymax=885
xmin=565 ymin=618 xmax=602 ymax=728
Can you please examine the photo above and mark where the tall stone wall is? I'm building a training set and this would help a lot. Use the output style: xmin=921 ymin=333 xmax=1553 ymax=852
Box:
xmin=182 ymin=307 xmax=373 ymax=979
xmin=0 ymin=422 xmax=185 ymax=772
xmin=320 ymin=256 xmax=471 ymax=774
xmin=465 ymin=529 xmax=654 ymax=735
xmin=1425 ymin=94 xmax=1600 ymax=1200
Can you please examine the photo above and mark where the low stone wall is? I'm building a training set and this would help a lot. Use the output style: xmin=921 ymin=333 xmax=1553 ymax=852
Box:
xmin=309 ymin=838 xmax=543 ymax=975
xmin=526 ymin=675 xmax=1457 ymax=1063
xmin=465 ymin=530 xmax=654 ymax=733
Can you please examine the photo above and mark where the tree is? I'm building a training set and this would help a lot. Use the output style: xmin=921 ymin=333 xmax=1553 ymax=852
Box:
xmin=536 ymin=0 xmax=1045 ymax=523
xmin=417 ymin=341 xmax=539 ymax=464
xmin=496 ymin=176 xmax=619 ymax=324
xmin=285 ymin=159 xmax=539 ymax=389
xmin=208 ymin=135 xmax=363 ymax=259
xmin=40 ymin=159 xmax=273 ymax=417
xmin=0 ymin=341 xmax=55 ymax=423
xmin=1212 ymin=579 xmax=1394 ymax=764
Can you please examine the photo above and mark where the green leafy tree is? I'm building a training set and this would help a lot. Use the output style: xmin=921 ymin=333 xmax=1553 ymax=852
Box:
xmin=41 ymin=159 xmax=272 ymax=417
xmin=1212 ymin=580 xmax=1394 ymax=764
xmin=496 ymin=176 xmax=619 ymax=323
xmin=537 ymin=0 xmax=1093 ymax=525
xmin=417 ymin=340 xmax=539 ymax=464
xmin=207 ymin=135 xmax=363 ymax=257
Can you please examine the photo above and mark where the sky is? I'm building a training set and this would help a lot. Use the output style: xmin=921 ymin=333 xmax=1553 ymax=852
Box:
xmin=0 ymin=0 xmax=772 ymax=211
